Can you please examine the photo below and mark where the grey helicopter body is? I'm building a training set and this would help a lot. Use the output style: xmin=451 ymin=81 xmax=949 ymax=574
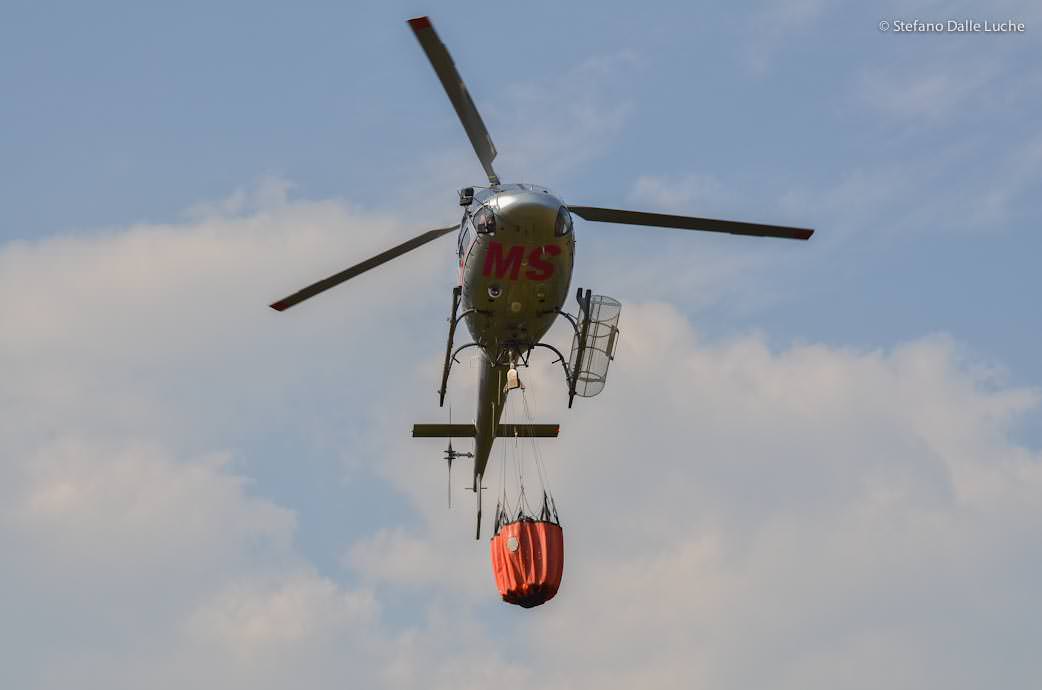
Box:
xmin=270 ymin=16 xmax=814 ymax=539
xmin=459 ymin=185 xmax=575 ymax=356
xmin=458 ymin=184 xmax=575 ymax=487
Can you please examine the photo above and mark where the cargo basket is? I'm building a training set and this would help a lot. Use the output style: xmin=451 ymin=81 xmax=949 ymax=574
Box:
xmin=568 ymin=295 xmax=621 ymax=398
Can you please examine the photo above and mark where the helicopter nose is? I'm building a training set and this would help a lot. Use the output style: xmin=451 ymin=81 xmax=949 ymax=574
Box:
xmin=495 ymin=192 xmax=562 ymax=235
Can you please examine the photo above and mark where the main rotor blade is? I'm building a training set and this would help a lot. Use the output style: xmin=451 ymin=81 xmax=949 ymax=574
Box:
xmin=567 ymin=206 xmax=814 ymax=240
xmin=408 ymin=16 xmax=500 ymax=186
xmin=269 ymin=224 xmax=459 ymax=311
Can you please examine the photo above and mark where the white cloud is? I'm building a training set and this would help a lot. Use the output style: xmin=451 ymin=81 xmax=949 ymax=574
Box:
xmin=185 ymin=572 xmax=377 ymax=654
xmin=354 ymin=303 xmax=1042 ymax=689
xmin=7 ymin=440 xmax=293 ymax=573
xmin=0 ymin=183 xmax=443 ymax=688
xmin=2 ymin=183 xmax=1041 ymax=689
xmin=184 ymin=175 xmax=296 ymax=219
xmin=628 ymin=173 xmax=728 ymax=213
xmin=744 ymin=0 xmax=829 ymax=74
xmin=858 ymin=60 xmax=1000 ymax=123
xmin=492 ymin=52 xmax=641 ymax=184
xmin=379 ymin=48 xmax=641 ymax=217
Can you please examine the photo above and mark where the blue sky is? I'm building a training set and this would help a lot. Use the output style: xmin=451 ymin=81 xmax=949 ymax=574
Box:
xmin=5 ymin=1 xmax=1040 ymax=382
xmin=3 ymin=1 xmax=1042 ymax=688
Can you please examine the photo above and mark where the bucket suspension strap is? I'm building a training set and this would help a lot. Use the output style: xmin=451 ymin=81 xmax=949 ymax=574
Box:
xmin=539 ymin=490 xmax=560 ymax=524
xmin=491 ymin=374 xmax=562 ymax=535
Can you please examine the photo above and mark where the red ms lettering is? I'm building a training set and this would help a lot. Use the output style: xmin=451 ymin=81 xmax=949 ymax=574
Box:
xmin=482 ymin=242 xmax=524 ymax=279
xmin=483 ymin=242 xmax=561 ymax=281
xmin=526 ymin=243 xmax=560 ymax=281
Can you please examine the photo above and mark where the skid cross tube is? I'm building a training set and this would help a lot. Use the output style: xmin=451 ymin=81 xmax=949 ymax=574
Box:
xmin=450 ymin=342 xmax=483 ymax=363
xmin=531 ymin=342 xmax=574 ymax=392
xmin=538 ymin=307 xmax=581 ymax=340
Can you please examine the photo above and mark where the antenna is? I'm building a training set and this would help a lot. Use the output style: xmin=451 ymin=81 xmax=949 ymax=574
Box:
xmin=447 ymin=407 xmax=454 ymax=508
xmin=443 ymin=406 xmax=472 ymax=509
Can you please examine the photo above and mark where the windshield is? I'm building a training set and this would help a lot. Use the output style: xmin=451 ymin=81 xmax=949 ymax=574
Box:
xmin=458 ymin=215 xmax=472 ymax=257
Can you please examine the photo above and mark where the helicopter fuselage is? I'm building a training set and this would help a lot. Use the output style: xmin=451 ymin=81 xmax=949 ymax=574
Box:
xmin=456 ymin=183 xmax=575 ymax=485
xmin=271 ymin=14 xmax=815 ymax=542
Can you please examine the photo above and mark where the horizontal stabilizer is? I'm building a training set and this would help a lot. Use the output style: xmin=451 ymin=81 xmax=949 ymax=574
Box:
xmin=413 ymin=424 xmax=475 ymax=437
xmin=412 ymin=424 xmax=560 ymax=438
xmin=496 ymin=424 xmax=560 ymax=438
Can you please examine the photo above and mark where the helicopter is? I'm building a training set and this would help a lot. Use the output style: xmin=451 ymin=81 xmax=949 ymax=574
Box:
xmin=270 ymin=16 xmax=814 ymax=539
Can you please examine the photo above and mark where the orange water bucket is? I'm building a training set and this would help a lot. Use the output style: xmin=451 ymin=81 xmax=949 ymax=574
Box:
xmin=490 ymin=519 xmax=564 ymax=608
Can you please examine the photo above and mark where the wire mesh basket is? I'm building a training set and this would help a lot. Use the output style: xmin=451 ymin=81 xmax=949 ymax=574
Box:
xmin=568 ymin=295 xmax=621 ymax=398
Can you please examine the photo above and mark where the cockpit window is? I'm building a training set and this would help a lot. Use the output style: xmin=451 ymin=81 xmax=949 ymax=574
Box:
xmin=474 ymin=206 xmax=497 ymax=235
xmin=554 ymin=206 xmax=572 ymax=237
xmin=458 ymin=215 xmax=472 ymax=257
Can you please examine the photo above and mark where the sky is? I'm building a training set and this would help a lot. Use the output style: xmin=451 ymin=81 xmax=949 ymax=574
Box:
xmin=2 ymin=1 xmax=1041 ymax=688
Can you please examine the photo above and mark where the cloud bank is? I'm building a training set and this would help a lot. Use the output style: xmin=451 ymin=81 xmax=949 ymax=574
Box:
xmin=2 ymin=184 xmax=1040 ymax=689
